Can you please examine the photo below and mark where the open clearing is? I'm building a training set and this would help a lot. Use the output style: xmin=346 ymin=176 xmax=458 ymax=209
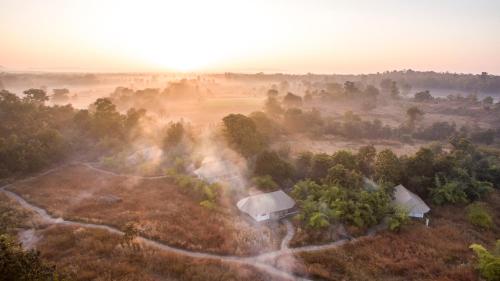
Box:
xmin=7 ymin=163 xmax=285 ymax=256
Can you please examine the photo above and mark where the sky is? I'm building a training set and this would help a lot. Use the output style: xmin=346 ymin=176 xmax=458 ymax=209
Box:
xmin=1 ymin=0 xmax=500 ymax=74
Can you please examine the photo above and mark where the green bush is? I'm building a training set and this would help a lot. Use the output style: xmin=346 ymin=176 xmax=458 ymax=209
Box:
xmin=0 ymin=234 xmax=65 ymax=281
xmin=388 ymin=207 xmax=410 ymax=232
xmin=470 ymin=241 xmax=500 ymax=281
xmin=169 ymin=171 xmax=220 ymax=207
xmin=467 ymin=203 xmax=494 ymax=230
xmin=430 ymin=177 xmax=468 ymax=205
xmin=199 ymin=200 xmax=216 ymax=210
xmin=252 ymin=175 xmax=279 ymax=191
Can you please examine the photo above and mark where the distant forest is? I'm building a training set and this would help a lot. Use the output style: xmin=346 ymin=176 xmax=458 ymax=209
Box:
xmin=225 ymin=70 xmax=500 ymax=94
xmin=1 ymin=70 xmax=500 ymax=94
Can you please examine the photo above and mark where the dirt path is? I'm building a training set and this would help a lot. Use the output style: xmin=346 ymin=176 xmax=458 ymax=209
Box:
xmin=82 ymin=162 xmax=172 ymax=180
xmin=281 ymin=219 xmax=295 ymax=250
xmin=1 ymin=164 xmax=385 ymax=281
xmin=0 ymin=186 xmax=308 ymax=280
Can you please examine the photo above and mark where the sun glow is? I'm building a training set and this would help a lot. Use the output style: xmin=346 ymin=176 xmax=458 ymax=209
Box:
xmin=141 ymin=47 xmax=213 ymax=72
xmin=2 ymin=0 xmax=500 ymax=73
xmin=84 ymin=0 xmax=255 ymax=72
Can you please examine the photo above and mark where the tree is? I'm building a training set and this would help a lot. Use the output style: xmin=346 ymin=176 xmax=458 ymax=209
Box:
xmin=0 ymin=234 xmax=63 ymax=281
xmin=374 ymin=149 xmax=402 ymax=185
xmin=414 ymin=122 xmax=456 ymax=140
xmin=264 ymin=96 xmax=284 ymax=116
xmin=404 ymin=147 xmax=437 ymax=197
xmin=414 ymin=90 xmax=433 ymax=102
xmin=51 ymin=88 xmax=70 ymax=103
xmin=295 ymin=151 xmax=313 ymax=179
xmin=330 ymin=188 xmax=391 ymax=228
xmin=406 ymin=106 xmax=424 ymax=130
xmin=331 ymin=150 xmax=359 ymax=171
xmin=124 ymin=108 xmax=146 ymax=132
xmin=324 ymin=164 xmax=363 ymax=189
xmin=364 ymin=85 xmax=380 ymax=98
xmin=380 ymin=79 xmax=399 ymax=98
xmin=311 ymin=153 xmax=333 ymax=181
xmin=23 ymin=89 xmax=49 ymax=104
xmin=254 ymin=150 xmax=293 ymax=184
xmin=222 ymin=114 xmax=264 ymax=157
xmin=249 ymin=111 xmax=281 ymax=141
xmin=91 ymin=98 xmax=123 ymax=138
xmin=430 ymin=177 xmax=468 ymax=205
xmin=267 ymin=89 xmax=279 ymax=98
xmin=344 ymin=81 xmax=359 ymax=96
xmin=291 ymin=179 xmax=323 ymax=202
xmin=252 ymin=175 xmax=279 ymax=191
xmin=482 ymin=96 xmax=494 ymax=105
xmin=283 ymin=92 xmax=302 ymax=107
xmin=357 ymin=145 xmax=376 ymax=176
xmin=390 ymin=82 xmax=400 ymax=98
xmin=163 ymin=122 xmax=184 ymax=149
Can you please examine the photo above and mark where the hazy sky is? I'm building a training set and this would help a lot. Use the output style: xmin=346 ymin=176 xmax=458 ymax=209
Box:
xmin=1 ymin=0 xmax=500 ymax=74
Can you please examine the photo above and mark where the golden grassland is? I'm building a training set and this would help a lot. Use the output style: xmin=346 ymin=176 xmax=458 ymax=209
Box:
xmin=0 ymin=193 xmax=275 ymax=281
xmin=8 ymin=164 xmax=285 ymax=256
xmin=37 ymin=225 xmax=272 ymax=281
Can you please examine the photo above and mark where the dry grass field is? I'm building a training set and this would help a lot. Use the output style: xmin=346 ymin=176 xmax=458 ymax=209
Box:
xmin=36 ymin=225 xmax=272 ymax=281
xmin=0 ymin=194 xmax=275 ymax=281
xmin=271 ymin=191 xmax=500 ymax=281
xmin=8 ymin=164 xmax=285 ymax=256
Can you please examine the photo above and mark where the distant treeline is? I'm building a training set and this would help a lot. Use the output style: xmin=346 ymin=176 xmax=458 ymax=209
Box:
xmin=223 ymin=70 xmax=500 ymax=94
xmin=0 ymin=72 xmax=166 ymax=89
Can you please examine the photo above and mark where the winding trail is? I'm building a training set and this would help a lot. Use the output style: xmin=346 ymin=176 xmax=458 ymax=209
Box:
xmin=0 ymin=164 xmax=385 ymax=281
